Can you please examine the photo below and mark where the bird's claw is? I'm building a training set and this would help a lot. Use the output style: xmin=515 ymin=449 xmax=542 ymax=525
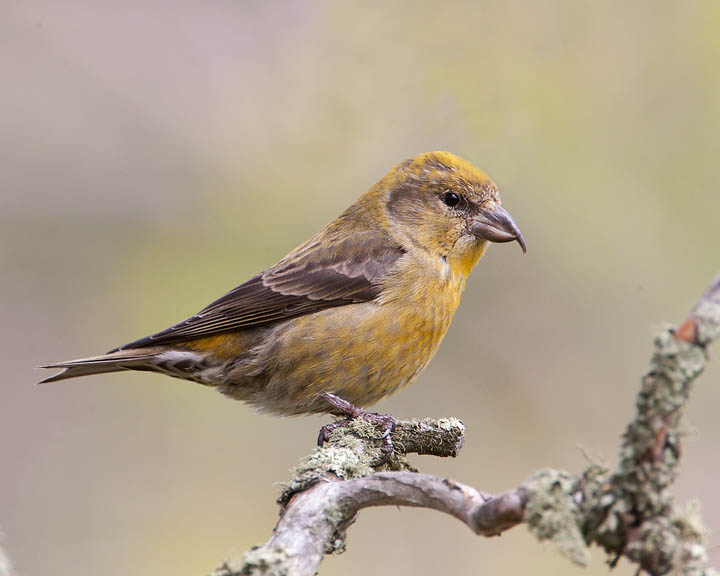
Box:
xmin=317 ymin=393 xmax=396 ymax=466
xmin=317 ymin=418 xmax=351 ymax=446
xmin=375 ymin=421 xmax=394 ymax=441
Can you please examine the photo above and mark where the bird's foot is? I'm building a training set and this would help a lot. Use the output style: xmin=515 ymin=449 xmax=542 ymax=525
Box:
xmin=317 ymin=393 xmax=396 ymax=465
xmin=316 ymin=417 xmax=353 ymax=445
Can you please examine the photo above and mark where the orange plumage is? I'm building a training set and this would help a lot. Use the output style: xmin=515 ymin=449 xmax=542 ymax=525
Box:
xmin=41 ymin=152 xmax=525 ymax=416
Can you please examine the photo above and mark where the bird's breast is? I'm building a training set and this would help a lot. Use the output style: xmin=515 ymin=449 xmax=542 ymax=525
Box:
xmin=269 ymin=254 xmax=467 ymax=410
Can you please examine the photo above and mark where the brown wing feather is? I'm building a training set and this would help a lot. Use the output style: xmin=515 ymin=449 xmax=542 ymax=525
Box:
xmin=112 ymin=230 xmax=403 ymax=351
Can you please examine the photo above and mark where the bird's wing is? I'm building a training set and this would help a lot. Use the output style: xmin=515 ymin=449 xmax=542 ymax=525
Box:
xmin=112 ymin=229 xmax=404 ymax=351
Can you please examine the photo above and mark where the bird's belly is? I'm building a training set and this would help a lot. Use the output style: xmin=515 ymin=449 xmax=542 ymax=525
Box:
xmin=238 ymin=289 xmax=459 ymax=415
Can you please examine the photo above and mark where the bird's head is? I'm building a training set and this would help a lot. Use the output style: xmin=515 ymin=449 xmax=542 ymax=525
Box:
xmin=380 ymin=151 xmax=525 ymax=270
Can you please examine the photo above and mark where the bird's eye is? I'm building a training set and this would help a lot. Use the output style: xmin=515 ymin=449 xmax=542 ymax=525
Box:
xmin=443 ymin=192 xmax=461 ymax=208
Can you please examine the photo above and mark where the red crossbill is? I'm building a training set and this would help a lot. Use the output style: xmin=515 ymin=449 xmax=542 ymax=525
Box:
xmin=41 ymin=151 xmax=525 ymax=421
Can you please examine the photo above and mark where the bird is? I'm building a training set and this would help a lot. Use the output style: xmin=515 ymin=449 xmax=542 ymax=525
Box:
xmin=41 ymin=151 xmax=525 ymax=431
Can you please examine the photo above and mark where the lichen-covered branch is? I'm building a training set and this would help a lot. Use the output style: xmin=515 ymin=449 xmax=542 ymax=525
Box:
xmin=214 ymin=274 xmax=720 ymax=576
xmin=229 ymin=473 xmax=526 ymax=576
xmin=525 ymin=275 xmax=720 ymax=575
xmin=278 ymin=417 xmax=466 ymax=506
xmin=584 ymin=273 xmax=720 ymax=573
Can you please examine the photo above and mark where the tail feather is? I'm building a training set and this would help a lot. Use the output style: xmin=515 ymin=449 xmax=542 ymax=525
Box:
xmin=38 ymin=350 xmax=162 ymax=384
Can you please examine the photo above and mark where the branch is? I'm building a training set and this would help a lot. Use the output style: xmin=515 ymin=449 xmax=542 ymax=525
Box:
xmin=238 ymin=474 xmax=526 ymax=576
xmin=213 ymin=274 xmax=720 ymax=576
xmin=277 ymin=417 xmax=466 ymax=507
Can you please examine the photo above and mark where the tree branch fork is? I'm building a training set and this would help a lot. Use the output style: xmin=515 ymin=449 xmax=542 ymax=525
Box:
xmin=214 ymin=275 xmax=720 ymax=576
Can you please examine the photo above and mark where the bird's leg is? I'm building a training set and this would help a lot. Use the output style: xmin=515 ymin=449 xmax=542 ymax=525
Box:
xmin=317 ymin=393 xmax=396 ymax=465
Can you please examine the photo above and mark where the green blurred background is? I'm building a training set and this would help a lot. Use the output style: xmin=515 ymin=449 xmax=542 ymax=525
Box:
xmin=2 ymin=1 xmax=719 ymax=574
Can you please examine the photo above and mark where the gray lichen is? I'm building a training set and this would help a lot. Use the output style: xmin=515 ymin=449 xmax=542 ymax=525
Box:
xmin=694 ymin=300 xmax=720 ymax=346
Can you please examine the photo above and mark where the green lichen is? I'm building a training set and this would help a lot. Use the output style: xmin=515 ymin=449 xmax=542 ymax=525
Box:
xmin=672 ymin=501 xmax=707 ymax=543
xmin=524 ymin=469 xmax=590 ymax=566
xmin=240 ymin=546 xmax=289 ymax=576
xmin=278 ymin=419 xmax=386 ymax=505
xmin=392 ymin=418 xmax=465 ymax=457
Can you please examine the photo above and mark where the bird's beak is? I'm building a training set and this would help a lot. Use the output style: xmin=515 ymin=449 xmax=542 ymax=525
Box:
xmin=470 ymin=205 xmax=527 ymax=254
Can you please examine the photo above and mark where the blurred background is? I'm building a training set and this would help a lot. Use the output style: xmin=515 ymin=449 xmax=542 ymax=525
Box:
xmin=2 ymin=1 xmax=719 ymax=575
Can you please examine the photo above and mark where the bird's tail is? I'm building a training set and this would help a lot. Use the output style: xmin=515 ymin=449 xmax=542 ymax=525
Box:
xmin=38 ymin=348 xmax=167 ymax=384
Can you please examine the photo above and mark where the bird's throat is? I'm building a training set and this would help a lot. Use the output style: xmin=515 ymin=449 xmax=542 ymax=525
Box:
xmin=448 ymin=237 xmax=488 ymax=279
